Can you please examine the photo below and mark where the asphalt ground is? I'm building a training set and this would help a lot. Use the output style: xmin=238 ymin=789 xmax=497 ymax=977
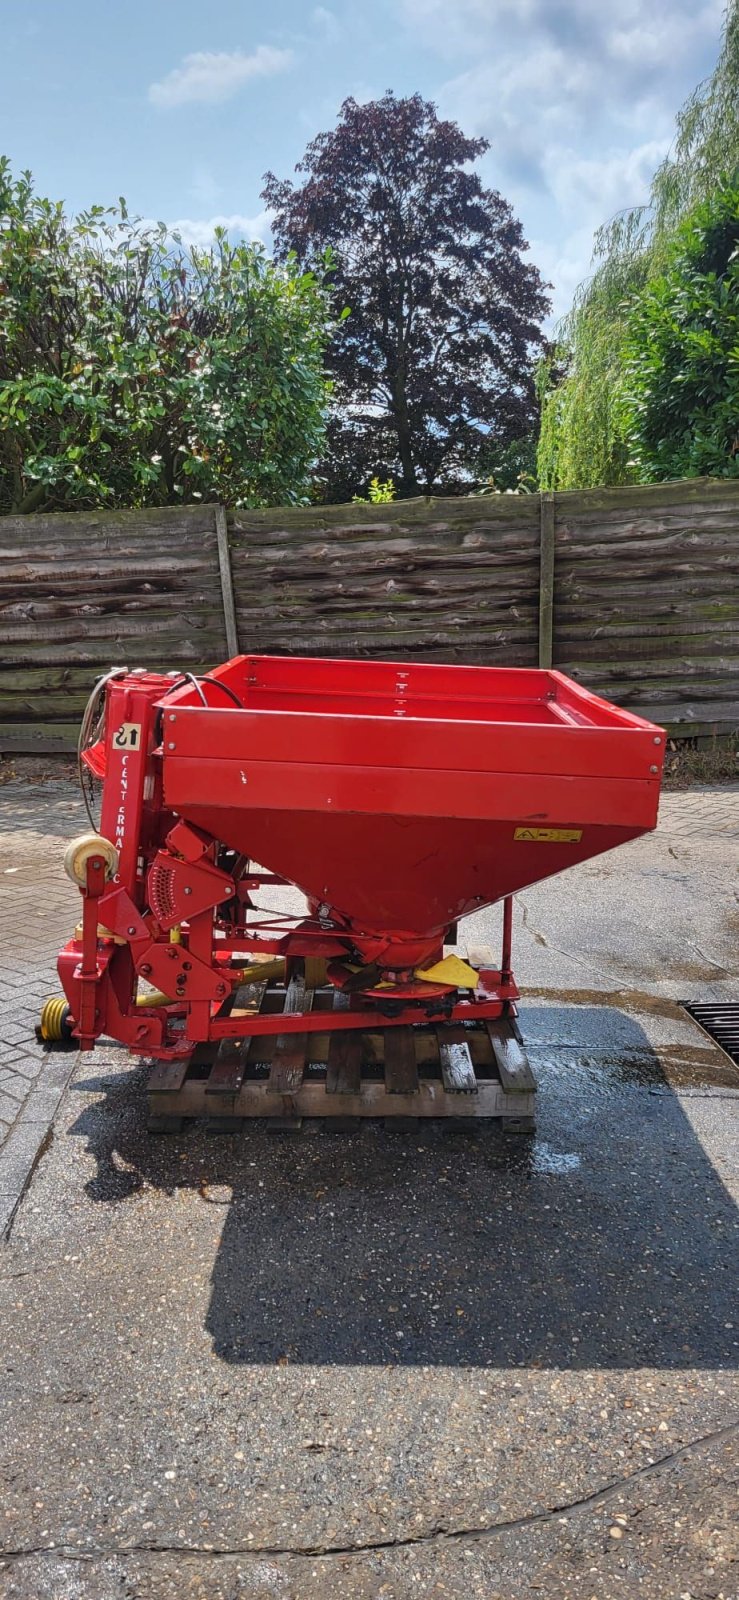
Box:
xmin=0 ymin=780 xmax=737 ymax=1599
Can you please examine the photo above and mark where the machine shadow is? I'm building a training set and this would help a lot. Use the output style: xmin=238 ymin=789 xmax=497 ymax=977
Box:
xmin=70 ymin=1004 xmax=739 ymax=1370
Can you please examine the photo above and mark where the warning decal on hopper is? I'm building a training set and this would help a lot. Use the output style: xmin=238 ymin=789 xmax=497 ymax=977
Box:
xmin=514 ymin=827 xmax=583 ymax=842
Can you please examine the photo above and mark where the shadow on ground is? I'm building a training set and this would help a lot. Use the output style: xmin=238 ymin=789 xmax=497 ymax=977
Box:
xmin=68 ymin=1005 xmax=739 ymax=1371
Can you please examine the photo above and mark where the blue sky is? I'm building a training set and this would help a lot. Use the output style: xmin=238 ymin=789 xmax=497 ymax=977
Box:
xmin=2 ymin=0 xmax=727 ymax=320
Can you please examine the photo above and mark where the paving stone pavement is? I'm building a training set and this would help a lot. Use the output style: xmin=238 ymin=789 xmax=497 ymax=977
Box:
xmin=658 ymin=780 xmax=739 ymax=838
xmin=0 ymin=785 xmax=84 ymax=1147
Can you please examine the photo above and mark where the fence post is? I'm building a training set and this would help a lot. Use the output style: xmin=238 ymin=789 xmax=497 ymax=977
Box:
xmin=214 ymin=504 xmax=240 ymax=658
xmin=538 ymin=491 xmax=555 ymax=669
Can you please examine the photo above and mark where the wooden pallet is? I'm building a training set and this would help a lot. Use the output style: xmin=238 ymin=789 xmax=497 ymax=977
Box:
xmin=146 ymin=978 xmax=536 ymax=1134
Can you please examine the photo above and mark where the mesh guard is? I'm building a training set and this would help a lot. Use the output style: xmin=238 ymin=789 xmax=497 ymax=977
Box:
xmin=148 ymin=862 xmax=177 ymax=925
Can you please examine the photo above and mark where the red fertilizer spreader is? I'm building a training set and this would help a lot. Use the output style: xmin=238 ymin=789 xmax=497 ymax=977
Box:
xmin=44 ymin=656 xmax=665 ymax=1129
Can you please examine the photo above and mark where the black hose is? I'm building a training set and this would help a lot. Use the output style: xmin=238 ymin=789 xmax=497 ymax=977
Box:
xmin=167 ymin=673 xmax=242 ymax=707
xmin=199 ymin=675 xmax=243 ymax=707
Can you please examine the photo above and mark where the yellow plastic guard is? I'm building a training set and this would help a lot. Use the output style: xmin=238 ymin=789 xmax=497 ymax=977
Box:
xmin=135 ymin=989 xmax=173 ymax=1008
xmin=233 ymin=957 xmax=286 ymax=984
xmin=415 ymin=954 xmax=480 ymax=988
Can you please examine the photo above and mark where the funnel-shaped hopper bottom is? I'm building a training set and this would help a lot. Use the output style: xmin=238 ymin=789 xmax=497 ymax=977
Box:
xmin=179 ymin=805 xmax=646 ymax=937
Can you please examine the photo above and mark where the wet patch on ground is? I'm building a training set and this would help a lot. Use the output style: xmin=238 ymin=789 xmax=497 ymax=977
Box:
xmin=521 ymin=985 xmax=711 ymax=1019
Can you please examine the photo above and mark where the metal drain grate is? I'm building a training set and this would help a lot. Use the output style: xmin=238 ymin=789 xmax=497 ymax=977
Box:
xmin=684 ymin=1003 xmax=739 ymax=1066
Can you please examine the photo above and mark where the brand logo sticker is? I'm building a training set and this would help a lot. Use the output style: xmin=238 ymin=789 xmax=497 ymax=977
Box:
xmin=514 ymin=826 xmax=583 ymax=843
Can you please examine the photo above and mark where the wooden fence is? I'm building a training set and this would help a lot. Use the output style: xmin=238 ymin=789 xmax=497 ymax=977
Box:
xmin=1 ymin=479 xmax=737 ymax=751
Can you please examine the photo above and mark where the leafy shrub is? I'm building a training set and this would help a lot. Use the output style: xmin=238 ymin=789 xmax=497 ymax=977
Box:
xmin=351 ymin=476 xmax=396 ymax=504
xmin=0 ymin=159 xmax=335 ymax=513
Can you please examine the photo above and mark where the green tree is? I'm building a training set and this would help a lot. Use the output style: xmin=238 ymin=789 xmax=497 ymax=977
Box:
xmin=620 ymin=178 xmax=739 ymax=481
xmin=263 ymin=92 xmax=549 ymax=500
xmin=0 ymin=159 xmax=335 ymax=514
xmin=474 ymin=431 xmax=538 ymax=492
xmin=538 ymin=0 xmax=739 ymax=490
xmin=537 ymin=252 xmax=651 ymax=491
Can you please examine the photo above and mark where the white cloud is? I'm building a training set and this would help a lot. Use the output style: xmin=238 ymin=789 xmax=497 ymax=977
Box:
xmin=149 ymin=45 xmax=293 ymax=109
xmin=166 ymin=210 xmax=272 ymax=247
xmin=521 ymin=138 xmax=671 ymax=320
xmin=514 ymin=140 xmax=669 ymax=320
xmin=527 ymin=231 xmax=597 ymax=322
xmin=502 ymin=45 xmax=591 ymax=104
xmin=606 ymin=24 xmax=666 ymax=67
xmin=402 ymin=0 xmax=724 ymax=64
xmin=543 ymin=139 xmax=670 ymax=221
xmin=396 ymin=0 xmax=726 ymax=318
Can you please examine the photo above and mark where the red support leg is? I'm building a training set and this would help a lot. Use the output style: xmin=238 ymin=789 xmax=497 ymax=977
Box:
xmin=76 ymin=854 xmax=107 ymax=1050
xmin=501 ymin=894 xmax=513 ymax=985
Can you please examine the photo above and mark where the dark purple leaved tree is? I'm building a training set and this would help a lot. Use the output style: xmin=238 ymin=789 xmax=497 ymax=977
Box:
xmin=263 ymin=92 xmax=550 ymax=499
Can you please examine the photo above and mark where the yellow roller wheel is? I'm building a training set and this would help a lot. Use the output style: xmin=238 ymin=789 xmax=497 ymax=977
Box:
xmin=63 ymin=832 xmax=119 ymax=887
xmin=39 ymin=996 xmax=73 ymax=1043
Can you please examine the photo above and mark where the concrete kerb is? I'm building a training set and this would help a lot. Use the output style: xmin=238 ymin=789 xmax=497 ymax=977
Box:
xmin=0 ymin=1047 xmax=80 ymax=1239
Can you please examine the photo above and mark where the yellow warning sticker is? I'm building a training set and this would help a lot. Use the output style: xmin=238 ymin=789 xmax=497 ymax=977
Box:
xmin=514 ymin=826 xmax=583 ymax=843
